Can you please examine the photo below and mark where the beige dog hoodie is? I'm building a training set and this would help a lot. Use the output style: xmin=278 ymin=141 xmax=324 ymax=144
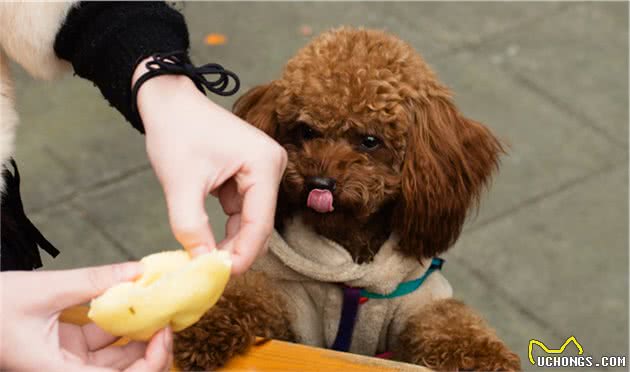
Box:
xmin=252 ymin=215 xmax=453 ymax=356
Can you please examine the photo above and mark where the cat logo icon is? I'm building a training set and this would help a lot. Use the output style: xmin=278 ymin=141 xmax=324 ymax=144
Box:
xmin=528 ymin=336 xmax=583 ymax=365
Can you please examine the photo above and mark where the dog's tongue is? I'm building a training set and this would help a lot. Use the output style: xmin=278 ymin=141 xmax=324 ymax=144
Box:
xmin=306 ymin=189 xmax=334 ymax=213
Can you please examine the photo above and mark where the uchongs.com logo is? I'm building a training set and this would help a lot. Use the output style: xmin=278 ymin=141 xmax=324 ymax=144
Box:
xmin=528 ymin=336 xmax=627 ymax=368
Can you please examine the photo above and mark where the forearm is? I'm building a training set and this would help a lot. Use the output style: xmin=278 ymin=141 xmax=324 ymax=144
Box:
xmin=132 ymin=56 xmax=234 ymax=143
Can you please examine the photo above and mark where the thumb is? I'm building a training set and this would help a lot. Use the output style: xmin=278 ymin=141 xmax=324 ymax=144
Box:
xmin=34 ymin=262 xmax=142 ymax=314
xmin=163 ymin=178 xmax=216 ymax=256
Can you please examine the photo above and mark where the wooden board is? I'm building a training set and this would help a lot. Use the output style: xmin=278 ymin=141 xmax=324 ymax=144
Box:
xmin=217 ymin=338 xmax=426 ymax=372
xmin=60 ymin=306 xmax=428 ymax=371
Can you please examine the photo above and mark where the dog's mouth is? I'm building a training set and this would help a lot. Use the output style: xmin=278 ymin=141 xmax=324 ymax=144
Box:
xmin=306 ymin=189 xmax=334 ymax=213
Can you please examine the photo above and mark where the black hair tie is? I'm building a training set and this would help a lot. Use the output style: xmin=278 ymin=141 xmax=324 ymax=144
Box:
xmin=131 ymin=51 xmax=240 ymax=125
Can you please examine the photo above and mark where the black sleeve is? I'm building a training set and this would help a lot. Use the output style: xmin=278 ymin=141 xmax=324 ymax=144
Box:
xmin=54 ymin=1 xmax=191 ymax=134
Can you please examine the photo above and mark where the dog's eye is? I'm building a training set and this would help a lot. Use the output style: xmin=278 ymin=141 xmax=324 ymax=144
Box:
xmin=303 ymin=127 xmax=316 ymax=140
xmin=360 ymin=135 xmax=381 ymax=151
xmin=296 ymin=123 xmax=320 ymax=141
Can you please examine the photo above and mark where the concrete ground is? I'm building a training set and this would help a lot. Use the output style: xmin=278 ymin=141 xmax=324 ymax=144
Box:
xmin=11 ymin=2 xmax=628 ymax=370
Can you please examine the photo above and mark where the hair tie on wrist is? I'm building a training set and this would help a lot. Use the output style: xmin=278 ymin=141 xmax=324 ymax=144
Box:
xmin=131 ymin=51 xmax=240 ymax=125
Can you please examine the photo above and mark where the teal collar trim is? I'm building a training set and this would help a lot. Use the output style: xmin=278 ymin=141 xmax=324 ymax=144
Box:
xmin=359 ymin=257 xmax=444 ymax=299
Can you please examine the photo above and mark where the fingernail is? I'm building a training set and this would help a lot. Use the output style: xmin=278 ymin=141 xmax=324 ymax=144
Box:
xmin=119 ymin=262 xmax=143 ymax=281
xmin=163 ymin=327 xmax=173 ymax=352
xmin=230 ymin=259 xmax=246 ymax=276
xmin=189 ymin=245 xmax=210 ymax=257
xmin=220 ymin=240 xmax=235 ymax=254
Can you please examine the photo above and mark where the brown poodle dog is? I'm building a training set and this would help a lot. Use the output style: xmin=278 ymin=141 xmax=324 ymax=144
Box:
xmin=174 ymin=27 xmax=521 ymax=371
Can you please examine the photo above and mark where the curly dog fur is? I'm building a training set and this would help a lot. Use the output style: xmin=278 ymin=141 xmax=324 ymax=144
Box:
xmin=174 ymin=272 xmax=295 ymax=370
xmin=233 ymin=27 xmax=504 ymax=263
xmin=398 ymin=299 xmax=521 ymax=370
xmin=174 ymin=27 xmax=520 ymax=371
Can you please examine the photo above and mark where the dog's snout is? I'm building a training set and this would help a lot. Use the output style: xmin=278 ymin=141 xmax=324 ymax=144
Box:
xmin=306 ymin=176 xmax=336 ymax=192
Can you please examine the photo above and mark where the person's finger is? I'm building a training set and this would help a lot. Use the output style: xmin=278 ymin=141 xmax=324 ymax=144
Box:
xmin=217 ymin=178 xmax=242 ymax=215
xmin=217 ymin=213 xmax=241 ymax=251
xmin=165 ymin=347 xmax=174 ymax=372
xmin=163 ymin=179 xmax=216 ymax=256
xmin=124 ymin=328 xmax=172 ymax=372
xmin=225 ymin=173 xmax=279 ymax=274
xmin=58 ymin=350 xmax=116 ymax=372
xmin=59 ymin=323 xmax=89 ymax=358
xmin=61 ymin=346 xmax=87 ymax=365
xmin=225 ymin=214 xmax=241 ymax=240
xmin=88 ymin=342 xmax=147 ymax=370
xmin=81 ymin=322 xmax=124 ymax=351
xmin=36 ymin=262 xmax=142 ymax=313
xmin=60 ymin=322 xmax=126 ymax=357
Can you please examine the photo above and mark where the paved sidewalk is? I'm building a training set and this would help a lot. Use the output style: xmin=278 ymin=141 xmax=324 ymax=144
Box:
xmin=12 ymin=2 xmax=628 ymax=369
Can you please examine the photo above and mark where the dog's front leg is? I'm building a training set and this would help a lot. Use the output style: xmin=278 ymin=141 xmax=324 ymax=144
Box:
xmin=173 ymin=272 xmax=294 ymax=371
xmin=396 ymin=298 xmax=521 ymax=371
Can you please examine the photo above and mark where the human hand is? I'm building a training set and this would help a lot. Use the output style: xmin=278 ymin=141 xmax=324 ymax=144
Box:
xmin=0 ymin=263 xmax=172 ymax=372
xmin=134 ymin=59 xmax=287 ymax=274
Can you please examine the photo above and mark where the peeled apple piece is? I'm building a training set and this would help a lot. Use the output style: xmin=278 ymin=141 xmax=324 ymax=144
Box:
xmin=88 ymin=250 xmax=231 ymax=341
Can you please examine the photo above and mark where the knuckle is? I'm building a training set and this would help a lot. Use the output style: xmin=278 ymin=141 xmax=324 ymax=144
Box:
xmin=276 ymin=144 xmax=288 ymax=161
xmin=259 ymin=221 xmax=274 ymax=236
xmin=171 ymin=213 xmax=208 ymax=233
xmin=263 ymin=140 xmax=283 ymax=156
xmin=267 ymin=144 xmax=288 ymax=169
xmin=171 ymin=215 xmax=210 ymax=242
xmin=278 ymin=147 xmax=288 ymax=168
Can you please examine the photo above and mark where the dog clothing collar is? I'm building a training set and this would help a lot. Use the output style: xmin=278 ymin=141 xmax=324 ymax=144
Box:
xmin=331 ymin=258 xmax=445 ymax=353
xmin=361 ymin=257 xmax=444 ymax=299
xmin=260 ymin=215 xmax=430 ymax=295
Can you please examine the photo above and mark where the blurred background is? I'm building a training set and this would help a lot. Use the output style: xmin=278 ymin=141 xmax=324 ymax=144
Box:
xmin=12 ymin=2 xmax=628 ymax=369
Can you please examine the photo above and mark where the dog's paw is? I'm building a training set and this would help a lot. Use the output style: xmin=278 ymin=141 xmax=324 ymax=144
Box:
xmin=173 ymin=304 xmax=255 ymax=371
xmin=454 ymin=341 xmax=522 ymax=371
xmin=470 ymin=348 xmax=522 ymax=371
xmin=398 ymin=299 xmax=522 ymax=371
xmin=173 ymin=272 xmax=294 ymax=370
xmin=403 ymin=340 xmax=521 ymax=371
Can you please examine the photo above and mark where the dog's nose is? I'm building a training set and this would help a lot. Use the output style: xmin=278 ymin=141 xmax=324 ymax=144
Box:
xmin=306 ymin=176 xmax=336 ymax=191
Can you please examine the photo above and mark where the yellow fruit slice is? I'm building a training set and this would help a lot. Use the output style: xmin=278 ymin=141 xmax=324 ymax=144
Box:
xmin=88 ymin=250 xmax=231 ymax=341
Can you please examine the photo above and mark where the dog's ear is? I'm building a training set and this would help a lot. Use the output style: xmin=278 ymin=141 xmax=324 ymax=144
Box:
xmin=232 ymin=83 xmax=279 ymax=138
xmin=393 ymin=95 xmax=504 ymax=260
